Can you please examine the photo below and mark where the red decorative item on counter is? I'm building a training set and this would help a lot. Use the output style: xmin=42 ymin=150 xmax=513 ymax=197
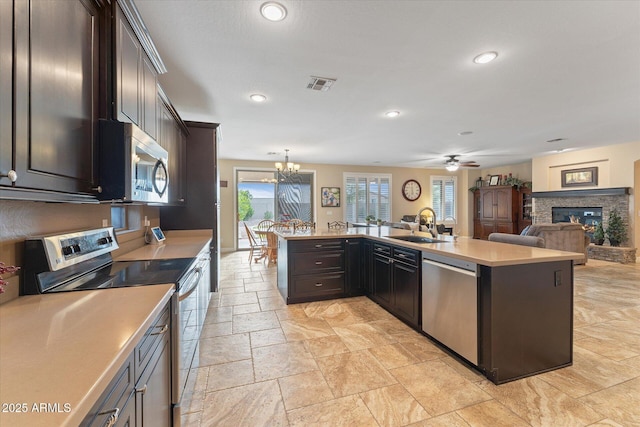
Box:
xmin=0 ymin=262 xmax=20 ymax=294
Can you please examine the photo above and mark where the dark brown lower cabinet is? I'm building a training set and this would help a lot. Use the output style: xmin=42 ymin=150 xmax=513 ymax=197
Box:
xmin=370 ymin=243 xmax=421 ymax=329
xmin=82 ymin=303 xmax=172 ymax=426
xmin=479 ymin=261 xmax=573 ymax=384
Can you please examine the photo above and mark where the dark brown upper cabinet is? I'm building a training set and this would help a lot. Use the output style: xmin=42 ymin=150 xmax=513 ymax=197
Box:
xmin=114 ymin=0 xmax=166 ymax=140
xmin=1 ymin=0 xmax=104 ymax=201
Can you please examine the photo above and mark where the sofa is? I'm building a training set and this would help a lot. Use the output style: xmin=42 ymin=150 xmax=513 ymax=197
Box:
xmin=489 ymin=222 xmax=590 ymax=264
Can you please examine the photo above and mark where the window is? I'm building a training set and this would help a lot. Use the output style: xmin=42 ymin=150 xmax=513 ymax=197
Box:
xmin=344 ymin=173 xmax=391 ymax=222
xmin=430 ymin=175 xmax=457 ymax=221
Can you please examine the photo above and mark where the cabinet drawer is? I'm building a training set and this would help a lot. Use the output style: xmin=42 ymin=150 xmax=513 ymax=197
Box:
xmin=135 ymin=305 xmax=170 ymax=378
xmin=373 ymin=243 xmax=391 ymax=257
xmin=393 ymin=246 xmax=420 ymax=266
xmin=82 ymin=353 xmax=134 ymax=426
xmin=291 ymin=239 xmax=344 ymax=252
xmin=291 ymin=251 xmax=344 ymax=275
xmin=292 ymin=273 xmax=345 ymax=298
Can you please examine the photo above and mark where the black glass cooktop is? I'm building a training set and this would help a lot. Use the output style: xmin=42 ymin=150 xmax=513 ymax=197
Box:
xmin=48 ymin=258 xmax=194 ymax=292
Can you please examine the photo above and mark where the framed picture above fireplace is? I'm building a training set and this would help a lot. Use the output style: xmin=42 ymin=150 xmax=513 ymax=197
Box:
xmin=561 ymin=167 xmax=598 ymax=188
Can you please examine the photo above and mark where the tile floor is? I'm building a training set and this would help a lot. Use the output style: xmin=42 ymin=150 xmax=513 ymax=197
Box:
xmin=182 ymin=252 xmax=640 ymax=427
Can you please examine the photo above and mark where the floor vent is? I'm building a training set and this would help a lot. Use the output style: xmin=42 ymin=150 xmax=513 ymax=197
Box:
xmin=307 ymin=76 xmax=336 ymax=92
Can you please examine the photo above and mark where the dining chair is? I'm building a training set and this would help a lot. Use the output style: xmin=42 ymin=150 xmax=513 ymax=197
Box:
xmin=288 ymin=218 xmax=304 ymax=227
xmin=264 ymin=231 xmax=279 ymax=266
xmin=243 ymin=222 xmax=264 ymax=263
xmin=294 ymin=221 xmax=316 ymax=232
xmin=255 ymin=219 xmax=274 ymax=243
xmin=327 ymin=221 xmax=348 ymax=229
xmin=269 ymin=222 xmax=291 ymax=232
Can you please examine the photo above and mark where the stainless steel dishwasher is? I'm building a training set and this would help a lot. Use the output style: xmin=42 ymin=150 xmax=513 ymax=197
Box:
xmin=422 ymin=252 xmax=479 ymax=365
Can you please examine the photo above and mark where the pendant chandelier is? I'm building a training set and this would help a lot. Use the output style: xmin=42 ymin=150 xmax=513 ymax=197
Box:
xmin=275 ymin=149 xmax=300 ymax=177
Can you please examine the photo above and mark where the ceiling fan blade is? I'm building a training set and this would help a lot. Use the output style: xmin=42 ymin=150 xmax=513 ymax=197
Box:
xmin=461 ymin=164 xmax=480 ymax=168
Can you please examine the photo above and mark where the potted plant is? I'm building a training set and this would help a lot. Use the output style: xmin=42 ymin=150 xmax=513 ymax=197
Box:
xmin=593 ymin=222 xmax=605 ymax=245
xmin=365 ymin=215 xmax=375 ymax=225
xmin=606 ymin=208 xmax=626 ymax=247
xmin=376 ymin=218 xmax=383 ymax=226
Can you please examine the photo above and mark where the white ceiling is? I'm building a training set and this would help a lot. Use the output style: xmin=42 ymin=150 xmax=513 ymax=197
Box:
xmin=135 ymin=0 xmax=640 ymax=170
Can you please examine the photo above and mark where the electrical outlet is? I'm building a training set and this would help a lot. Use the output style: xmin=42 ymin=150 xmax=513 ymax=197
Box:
xmin=554 ymin=270 xmax=562 ymax=287
xmin=326 ymin=211 xmax=333 ymax=216
xmin=144 ymin=216 xmax=150 ymax=227
xmin=102 ymin=219 xmax=108 ymax=227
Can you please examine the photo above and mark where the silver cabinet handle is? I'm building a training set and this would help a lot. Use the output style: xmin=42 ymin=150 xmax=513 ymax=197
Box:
xmin=151 ymin=324 xmax=168 ymax=335
xmin=397 ymin=253 xmax=406 ymax=258
xmin=314 ymin=244 xmax=323 ymax=248
xmin=315 ymin=261 xmax=323 ymax=265
xmin=136 ymin=384 xmax=147 ymax=395
xmin=315 ymin=283 xmax=323 ymax=287
xmin=98 ymin=407 xmax=120 ymax=427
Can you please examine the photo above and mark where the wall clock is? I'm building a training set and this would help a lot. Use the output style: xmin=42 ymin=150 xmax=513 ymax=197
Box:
xmin=402 ymin=179 xmax=421 ymax=201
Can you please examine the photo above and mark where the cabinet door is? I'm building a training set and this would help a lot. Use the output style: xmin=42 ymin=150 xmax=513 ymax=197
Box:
xmin=142 ymin=56 xmax=158 ymax=138
xmin=480 ymin=189 xmax=496 ymax=220
xmin=12 ymin=0 xmax=100 ymax=194
xmin=0 ymin=0 xmax=12 ymax=184
xmin=135 ymin=335 xmax=172 ymax=427
xmin=479 ymin=222 xmax=497 ymax=240
xmin=116 ymin=6 xmax=141 ymax=126
xmin=392 ymin=261 xmax=420 ymax=327
xmin=372 ymin=254 xmax=393 ymax=307
xmin=362 ymin=241 xmax=373 ymax=294
xmin=494 ymin=188 xmax=514 ymax=221
xmin=345 ymin=239 xmax=363 ymax=296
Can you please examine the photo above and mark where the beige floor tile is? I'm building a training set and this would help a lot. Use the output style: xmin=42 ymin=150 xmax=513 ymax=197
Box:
xmin=250 ymin=327 xmax=287 ymax=348
xmin=280 ymin=316 xmax=336 ymax=341
xmin=232 ymin=310 xmax=280 ymax=333
xmin=232 ymin=303 xmax=261 ymax=314
xmin=406 ymin=412 xmax=470 ymax=427
xmin=259 ymin=295 xmax=288 ymax=311
xmin=369 ymin=343 xmax=420 ymax=369
xmin=304 ymin=335 xmax=350 ymax=358
xmin=360 ymin=383 xmax=431 ymax=426
xmin=369 ymin=318 xmax=415 ymax=336
xmin=333 ymin=322 xmax=397 ymax=351
xmin=181 ymin=410 xmax=201 ymax=427
xmin=277 ymin=370 xmax=334 ymax=410
xmin=456 ymin=400 xmax=529 ymax=427
xmin=252 ymin=341 xmax=318 ymax=381
xmin=244 ymin=281 xmax=275 ymax=292
xmin=391 ymin=360 xmax=491 ymax=416
xmin=287 ymin=395 xmax=379 ymax=427
xmin=218 ymin=278 xmax=244 ymax=289
xmin=200 ymin=380 xmax=288 ymax=427
xmin=200 ymin=321 xmax=232 ymax=338
xmin=198 ymin=333 xmax=251 ymax=366
xmin=205 ymin=359 xmax=254 ymax=392
xmin=219 ymin=291 xmax=259 ymax=306
xmin=317 ymin=349 xmax=397 ymax=397
xmin=203 ymin=305 xmax=232 ymax=324
xmin=478 ymin=376 xmax=603 ymax=426
xmin=580 ymin=377 xmax=640 ymax=426
xmin=275 ymin=304 xmax=310 ymax=321
xmin=396 ymin=336 xmax=446 ymax=362
xmin=219 ymin=285 xmax=245 ymax=294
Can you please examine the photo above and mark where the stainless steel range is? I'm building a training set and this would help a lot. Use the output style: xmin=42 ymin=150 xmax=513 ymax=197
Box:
xmin=22 ymin=227 xmax=209 ymax=426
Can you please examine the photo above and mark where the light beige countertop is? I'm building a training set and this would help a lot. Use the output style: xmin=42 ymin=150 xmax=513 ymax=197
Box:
xmin=115 ymin=229 xmax=212 ymax=261
xmin=277 ymin=226 xmax=583 ymax=267
xmin=0 ymin=284 xmax=174 ymax=427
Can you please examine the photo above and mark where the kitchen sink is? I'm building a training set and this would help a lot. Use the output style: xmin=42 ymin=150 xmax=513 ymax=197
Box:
xmin=386 ymin=235 xmax=446 ymax=244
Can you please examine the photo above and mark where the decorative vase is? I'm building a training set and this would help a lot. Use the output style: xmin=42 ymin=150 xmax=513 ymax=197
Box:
xmin=609 ymin=239 xmax=620 ymax=247
xmin=377 ymin=220 xmax=383 ymax=226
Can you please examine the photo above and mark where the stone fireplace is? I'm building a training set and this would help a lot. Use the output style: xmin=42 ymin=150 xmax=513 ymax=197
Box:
xmin=532 ymin=187 xmax=631 ymax=245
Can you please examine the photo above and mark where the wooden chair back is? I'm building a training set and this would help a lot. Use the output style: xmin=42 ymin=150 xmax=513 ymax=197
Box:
xmin=327 ymin=221 xmax=348 ymax=229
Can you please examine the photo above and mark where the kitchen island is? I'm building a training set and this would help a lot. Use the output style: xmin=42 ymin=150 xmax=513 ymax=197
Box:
xmin=276 ymin=226 xmax=582 ymax=384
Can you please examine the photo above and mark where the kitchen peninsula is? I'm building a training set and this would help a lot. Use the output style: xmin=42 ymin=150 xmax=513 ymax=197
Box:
xmin=276 ymin=226 xmax=582 ymax=384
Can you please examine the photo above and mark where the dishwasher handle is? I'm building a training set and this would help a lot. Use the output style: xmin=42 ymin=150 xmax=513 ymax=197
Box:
xmin=422 ymin=259 xmax=478 ymax=277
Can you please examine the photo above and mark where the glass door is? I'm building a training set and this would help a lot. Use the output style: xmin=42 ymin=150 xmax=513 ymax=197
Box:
xmin=236 ymin=169 xmax=314 ymax=249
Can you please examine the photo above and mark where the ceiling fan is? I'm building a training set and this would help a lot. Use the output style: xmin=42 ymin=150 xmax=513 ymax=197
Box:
xmin=444 ymin=155 xmax=480 ymax=171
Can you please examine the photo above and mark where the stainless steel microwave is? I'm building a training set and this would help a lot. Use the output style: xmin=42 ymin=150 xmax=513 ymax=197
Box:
xmin=98 ymin=120 xmax=169 ymax=203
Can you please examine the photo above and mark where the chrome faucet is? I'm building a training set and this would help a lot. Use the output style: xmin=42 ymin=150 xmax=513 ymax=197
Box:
xmin=416 ymin=207 xmax=438 ymax=237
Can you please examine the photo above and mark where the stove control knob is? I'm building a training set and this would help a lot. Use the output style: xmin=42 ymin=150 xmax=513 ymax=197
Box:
xmin=97 ymin=237 xmax=109 ymax=245
xmin=72 ymin=244 xmax=81 ymax=253
xmin=62 ymin=246 xmax=73 ymax=256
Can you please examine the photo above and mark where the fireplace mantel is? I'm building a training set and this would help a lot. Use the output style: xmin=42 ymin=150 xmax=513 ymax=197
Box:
xmin=531 ymin=187 xmax=631 ymax=198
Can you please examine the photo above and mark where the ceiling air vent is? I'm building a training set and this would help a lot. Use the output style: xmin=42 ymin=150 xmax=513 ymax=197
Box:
xmin=307 ymin=76 xmax=336 ymax=92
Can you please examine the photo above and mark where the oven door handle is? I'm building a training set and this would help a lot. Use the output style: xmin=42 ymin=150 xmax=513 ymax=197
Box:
xmin=178 ymin=267 xmax=202 ymax=301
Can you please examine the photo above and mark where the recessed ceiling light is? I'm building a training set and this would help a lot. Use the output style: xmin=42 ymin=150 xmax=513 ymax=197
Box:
xmin=458 ymin=131 xmax=473 ymax=136
xmin=260 ymin=2 xmax=287 ymax=21
xmin=473 ymin=51 xmax=498 ymax=64
xmin=385 ymin=111 xmax=400 ymax=118
xmin=250 ymin=94 xmax=267 ymax=102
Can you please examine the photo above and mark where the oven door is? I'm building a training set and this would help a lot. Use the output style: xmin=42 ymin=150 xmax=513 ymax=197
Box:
xmin=171 ymin=260 xmax=203 ymax=423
